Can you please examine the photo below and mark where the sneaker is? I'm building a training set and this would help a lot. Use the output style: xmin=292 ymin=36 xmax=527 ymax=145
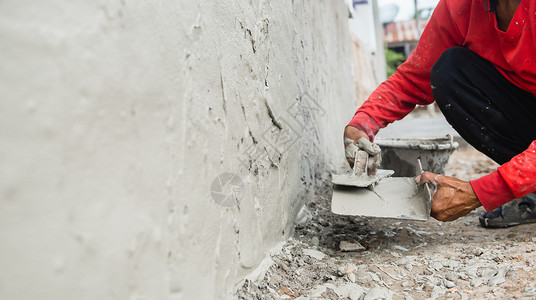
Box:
xmin=479 ymin=193 xmax=536 ymax=228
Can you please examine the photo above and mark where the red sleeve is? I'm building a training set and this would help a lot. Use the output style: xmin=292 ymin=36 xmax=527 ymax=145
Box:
xmin=348 ymin=0 xmax=467 ymax=139
xmin=470 ymin=171 xmax=515 ymax=212
xmin=471 ymin=141 xmax=536 ymax=211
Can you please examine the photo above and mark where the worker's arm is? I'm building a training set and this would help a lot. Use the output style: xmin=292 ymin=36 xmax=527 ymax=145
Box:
xmin=471 ymin=141 xmax=536 ymax=211
xmin=346 ymin=0 xmax=468 ymax=141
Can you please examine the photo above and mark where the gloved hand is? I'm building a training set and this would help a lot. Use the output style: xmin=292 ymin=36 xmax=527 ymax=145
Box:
xmin=344 ymin=137 xmax=382 ymax=176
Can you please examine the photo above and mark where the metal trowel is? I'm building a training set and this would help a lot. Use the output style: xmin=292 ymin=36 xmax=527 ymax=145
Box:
xmin=331 ymin=159 xmax=432 ymax=221
xmin=334 ymin=141 xmax=394 ymax=187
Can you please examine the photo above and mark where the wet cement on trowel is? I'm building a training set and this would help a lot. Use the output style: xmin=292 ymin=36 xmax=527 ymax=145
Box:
xmin=331 ymin=177 xmax=431 ymax=221
xmin=331 ymin=169 xmax=395 ymax=187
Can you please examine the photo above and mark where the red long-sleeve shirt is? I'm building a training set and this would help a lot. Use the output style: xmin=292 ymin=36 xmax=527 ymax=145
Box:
xmin=348 ymin=0 xmax=536 ymax=211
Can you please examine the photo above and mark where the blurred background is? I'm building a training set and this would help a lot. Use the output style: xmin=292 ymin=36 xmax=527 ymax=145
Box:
xmin=348 ymin=0 xmax=440 ymax=111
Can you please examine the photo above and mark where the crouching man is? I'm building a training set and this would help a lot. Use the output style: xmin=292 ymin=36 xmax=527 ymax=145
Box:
xmin=344 ymin=0 xmax=536 ymax=227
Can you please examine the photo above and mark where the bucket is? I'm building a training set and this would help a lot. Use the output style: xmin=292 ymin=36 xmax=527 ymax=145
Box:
xmin=375 ymin=135 xmax=458 ymax=177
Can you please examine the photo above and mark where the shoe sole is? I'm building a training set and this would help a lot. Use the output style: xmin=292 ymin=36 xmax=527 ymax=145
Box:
xmin=479 ymin=216 xmax=536 ymax=228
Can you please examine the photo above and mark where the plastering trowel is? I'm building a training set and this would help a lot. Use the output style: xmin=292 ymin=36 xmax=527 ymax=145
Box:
xmin=331 ymin=159 xmax=432 ymax=221
xmin=335 ymin=137 xmax=394 ymax=187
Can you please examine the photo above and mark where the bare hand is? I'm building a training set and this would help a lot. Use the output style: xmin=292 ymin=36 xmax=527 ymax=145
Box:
xmin=416 ymin=171 xmax=481 ymax=221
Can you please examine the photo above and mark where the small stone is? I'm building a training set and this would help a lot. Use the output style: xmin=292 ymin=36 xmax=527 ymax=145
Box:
xmin=340 ymin=241 xmax=366 ymax=252
xmin=284 ymin=253 xmax=292 ymax=262
xmin=431 ymin=261 xmax=443 ymax=271
xmin=473 ymin=249 xmax=484 ymax=256
xmin=445 ymin=273 xmax=457 ymax=281
xmin=383 ymin=231 xmax=396 ymax=237
xmin=388 ymin=251 xmax=401 ymax=258
xmin=337 ymin=265 xmax=355 ymax=276
xmin=348 ymin=272 xmax=356 ymax=283
xmin=392 ymin=245 xmax=409 ymax=252
xmin=443 ymin=279 xmax=455 ymax=288
xmin=423 ymin=283 xmax=434 ymax=293
xmin=431 ymin=285 xmax=449 ymax=298
xmin=364 ymin=287 xmax=394 ymax=300
xmin=488 ymin=266 xmax=510 ymax=286
xmin=311 ymin=237 xmax=320 ymax=246
xmin=303 ymin=249 xmax=326 ymax=260
xmin=359 ymin=275 xmax=372 ymax=284
xmin=368 ymin=272 xmax=381 ymax=283
xmin=312 ymin=283 xmax=365 ymax=300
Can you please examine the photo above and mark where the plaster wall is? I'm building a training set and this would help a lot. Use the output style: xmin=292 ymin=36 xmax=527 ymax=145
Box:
xmin=0 ymin=0 xmax=357 ymax=299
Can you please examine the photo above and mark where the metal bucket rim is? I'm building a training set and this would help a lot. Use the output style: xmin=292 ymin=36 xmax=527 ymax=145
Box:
xmin=375 ymin=135 xmax=459 ymax=150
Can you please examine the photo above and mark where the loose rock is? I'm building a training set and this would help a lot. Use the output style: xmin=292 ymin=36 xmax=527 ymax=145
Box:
xmin=303 ymin=249 xmax=326 ymax=260
xmin=340 ymin=241 xmax=366 ymax=252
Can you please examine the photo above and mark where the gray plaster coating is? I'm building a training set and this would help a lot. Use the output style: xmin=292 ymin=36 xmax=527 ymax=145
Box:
xmin=0 ymin=0 xmax=360 ymax=299
xmin=331 ymin=177 xmax=432 ymax=221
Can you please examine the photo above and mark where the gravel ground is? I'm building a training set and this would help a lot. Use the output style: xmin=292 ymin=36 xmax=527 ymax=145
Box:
xmin=236 ymin=147 xmax=536 ymax=299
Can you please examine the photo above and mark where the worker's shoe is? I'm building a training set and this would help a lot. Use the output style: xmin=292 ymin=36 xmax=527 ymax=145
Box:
xmin=479 ymin=193 xmax=536 ymax=228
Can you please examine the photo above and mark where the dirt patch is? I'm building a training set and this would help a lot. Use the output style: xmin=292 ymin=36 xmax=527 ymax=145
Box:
xmin=236 ymin=147 xmax=536 ymax=299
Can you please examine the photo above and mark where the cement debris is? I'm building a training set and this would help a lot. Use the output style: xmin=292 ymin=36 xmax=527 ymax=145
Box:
xmin=339 ymin=241 xmax=366 ymax=252
xmin=236 ymin=147 xmax=536 ymax=299
xmin=336 ymin=265 xmax=355 ymax=276
xmin=303 ymin=249 xmax=327 ymax=261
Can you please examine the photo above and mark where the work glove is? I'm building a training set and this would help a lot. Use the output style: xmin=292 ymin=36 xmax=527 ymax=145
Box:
xmin=344 ymin=137 xmax=382 ymax=176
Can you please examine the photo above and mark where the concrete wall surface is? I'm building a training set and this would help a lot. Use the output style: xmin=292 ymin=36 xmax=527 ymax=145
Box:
xmin=0 ymin=0 xmax=357 ymax=299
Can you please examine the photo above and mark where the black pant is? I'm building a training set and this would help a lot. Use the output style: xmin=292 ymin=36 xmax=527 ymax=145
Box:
xmin=431 ymin=47 xmax=536 ymax=165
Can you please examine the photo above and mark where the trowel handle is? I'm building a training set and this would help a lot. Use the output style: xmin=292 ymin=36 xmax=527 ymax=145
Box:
xmin=353 ymin=151 xmax=358 ymax=175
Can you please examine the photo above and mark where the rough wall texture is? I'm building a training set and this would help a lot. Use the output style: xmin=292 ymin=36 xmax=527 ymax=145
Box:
xmin=0 ymin=0 xmax=356 ymax=299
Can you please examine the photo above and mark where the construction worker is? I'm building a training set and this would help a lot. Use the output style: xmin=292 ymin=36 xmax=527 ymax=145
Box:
xmin=344 ymin=0 xmax=536 ymax=227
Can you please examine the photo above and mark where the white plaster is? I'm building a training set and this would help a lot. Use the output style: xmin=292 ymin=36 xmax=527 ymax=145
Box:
xmin=0 ymin=0 xmax=361 ymax=299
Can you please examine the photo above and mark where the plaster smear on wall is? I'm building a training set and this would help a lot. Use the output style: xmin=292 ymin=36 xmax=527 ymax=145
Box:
xmin=0 ymin=0 xmax=358 ymax=299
